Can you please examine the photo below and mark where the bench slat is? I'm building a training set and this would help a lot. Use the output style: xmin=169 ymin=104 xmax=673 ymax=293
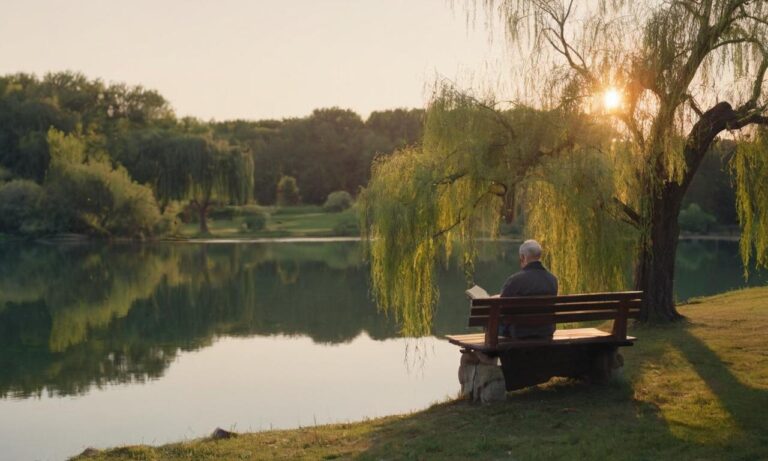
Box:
xmin=467 ymin=308 xmax=641 ymax=327
xmin=470 ymin=299 xmax=641 ymax=316
xmin=470 ymin=291 xmax=642 ymax=307
xmin=446 ymin=328 xmax=636 ymax=352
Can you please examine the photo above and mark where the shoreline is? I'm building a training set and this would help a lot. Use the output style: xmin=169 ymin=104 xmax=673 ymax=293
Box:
xmin=0 ymin=233 xmax=743 ymax=245
xmin=71 ymin=287 xmax=768 ymax=461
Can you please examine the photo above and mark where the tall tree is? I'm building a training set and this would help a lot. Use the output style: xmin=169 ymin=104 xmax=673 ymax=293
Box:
xmin=132 ymin=131 xmax=253 ymax=234
xmin=362 ymin=0 xmax=768 ymax=332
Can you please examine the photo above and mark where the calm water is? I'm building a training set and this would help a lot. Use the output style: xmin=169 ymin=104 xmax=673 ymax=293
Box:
xmin=0 ymin=240 xmax=765 ymax=460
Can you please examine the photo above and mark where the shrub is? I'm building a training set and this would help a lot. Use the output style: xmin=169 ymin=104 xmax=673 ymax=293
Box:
xmin=154 ymin=202 xmax=183 ymax=236
xmin=323 ymin=190 xmax=353 ymax=212
xmin=332 ymin=210 xmax=360 ymax=236
xmin=276 ymin=175 xmax=300 ymax=206
xmin=0 ymin=166 xmax=12 ymax=182
xmin=241 ymin=209 xmax=268 ymax=231
xmin=679 ymin=203 xmax=716 ymax=233
xmin=41 ymin=129 xmax=162 ymax=237
xmin=44 ymin=161 xmax=161 ymax=237
xmin=0 ymin=179 xmax=43 ymax=233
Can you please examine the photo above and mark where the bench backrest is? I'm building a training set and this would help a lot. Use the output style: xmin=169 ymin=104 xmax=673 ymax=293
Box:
xmin=469 ymin=291 xmax=643 ymax=347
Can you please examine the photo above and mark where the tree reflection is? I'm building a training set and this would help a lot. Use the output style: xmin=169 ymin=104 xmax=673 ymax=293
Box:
xmin=0 ymin=242 xmax=409 ymax=397
xmin=0 ymin=240 xmax=759 ymax=398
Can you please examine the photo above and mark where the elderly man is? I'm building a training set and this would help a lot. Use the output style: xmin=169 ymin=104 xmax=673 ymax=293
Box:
xmin=499 ymin=239 xmax=558 ymax=339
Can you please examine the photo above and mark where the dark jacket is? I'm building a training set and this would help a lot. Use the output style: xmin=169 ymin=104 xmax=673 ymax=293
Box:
xmin=499 ymin=260 xmax=558 ymax=338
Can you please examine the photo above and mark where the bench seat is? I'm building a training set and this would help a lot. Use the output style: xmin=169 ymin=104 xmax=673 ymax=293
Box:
xmin=446 ymin=328 xmax=636 ymax=354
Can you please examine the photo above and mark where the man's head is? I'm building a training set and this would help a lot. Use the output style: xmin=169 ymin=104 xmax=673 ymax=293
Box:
xmin=519 ymin=239 xmax=543 ymax=268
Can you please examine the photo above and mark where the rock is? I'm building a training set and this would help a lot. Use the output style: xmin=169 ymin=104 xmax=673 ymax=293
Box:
xmin=458 ymin=350 xmax=506 ymax=403
xmin=474 ymin=364 xmax=506 ymax=403
xmin=77 ymin=447 xmax=101 ymax=457
xmin=211 ymin=427 xmax=238 ymax=439
xmin=590 ymin=349 xmax=625 ymax=383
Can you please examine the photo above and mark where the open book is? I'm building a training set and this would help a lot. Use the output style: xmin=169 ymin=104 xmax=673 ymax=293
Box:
xmin=465 ymin=285 xmax=490 ymax=299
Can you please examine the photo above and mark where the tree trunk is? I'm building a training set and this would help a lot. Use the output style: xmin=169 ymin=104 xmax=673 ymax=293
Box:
xmin=632 ymin=101 xmax=747 ymax=322
xmin=198 ymin=202 xmax=210 ymax=234
xmin=635 ymin=184 xmax=685 ymax=322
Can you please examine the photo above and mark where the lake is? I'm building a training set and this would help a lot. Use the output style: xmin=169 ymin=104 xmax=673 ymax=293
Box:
xmin=0 ymin=239 xmax=765 ymax=460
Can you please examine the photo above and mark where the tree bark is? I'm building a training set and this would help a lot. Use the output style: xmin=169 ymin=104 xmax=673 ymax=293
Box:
xmin=634 ymin=101 xmax=759 ymax=322
xmin=635 ymin=183 xmax=686 ymax=322
xmin=198 ymin=202 xmax=210 ymax=235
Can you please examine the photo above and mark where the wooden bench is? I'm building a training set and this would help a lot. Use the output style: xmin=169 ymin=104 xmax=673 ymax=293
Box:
xmin=446 ymin=291 xmax=642 ymax=391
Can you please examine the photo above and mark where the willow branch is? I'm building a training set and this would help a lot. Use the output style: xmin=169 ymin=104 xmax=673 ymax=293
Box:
xmin=476 ymin=101 xmax=516 ymax=138
xmin=433 ymin=171 xmax=467 ymax=186
xmin=746 ymin=54 xmax=768 ymax=110
xmin=684 ymin=93 xmax=704 ymax=116
xmin=431 ymin=190 xmax=495 ymax=239
xmin=540 ymin=1 xmax=596 ymax=85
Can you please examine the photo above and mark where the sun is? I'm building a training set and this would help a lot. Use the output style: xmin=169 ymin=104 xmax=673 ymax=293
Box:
xmin=603 ymin=88 xmax=622 ymax=111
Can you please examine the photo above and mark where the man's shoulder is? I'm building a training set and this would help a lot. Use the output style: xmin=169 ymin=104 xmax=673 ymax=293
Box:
xmin=501 ymin=265 xmax=558 ymax=297
xmin=504 ymin=270 xmax=527 ymax=282
xmin=502 ymin=270 xmax=529 ymax=287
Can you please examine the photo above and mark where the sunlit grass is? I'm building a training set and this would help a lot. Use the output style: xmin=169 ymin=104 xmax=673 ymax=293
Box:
xmin=74 ymin=287 xmax=768 ymax=461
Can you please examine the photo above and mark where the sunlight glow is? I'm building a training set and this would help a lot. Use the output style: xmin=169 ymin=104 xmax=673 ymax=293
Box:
xmin=603 ymin=88 xmax=622 ymax=111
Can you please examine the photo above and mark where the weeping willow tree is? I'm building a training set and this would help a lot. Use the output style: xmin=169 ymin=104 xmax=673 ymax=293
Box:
xmin=362 ymin=91 xmax=635 ymax=335
xmin=363 ymin=0 xmax=768 ymax=333
xmin=154 ymin=134 xmax=254 ymax=234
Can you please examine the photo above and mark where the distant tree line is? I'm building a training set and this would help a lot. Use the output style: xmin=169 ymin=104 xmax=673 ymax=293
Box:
xmin=0 ymin=72 xmax=424 ymax=237
xmin=0 ymin=71 xmax=735 ymax=238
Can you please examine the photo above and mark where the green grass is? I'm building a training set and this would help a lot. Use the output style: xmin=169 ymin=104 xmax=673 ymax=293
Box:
xmin=179 ymin=207 xmax=359 ymax=239
xmin=73 ymin=287 xmax=768 ymax=460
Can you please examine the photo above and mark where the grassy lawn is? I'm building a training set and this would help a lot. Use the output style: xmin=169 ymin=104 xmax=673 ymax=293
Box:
xmin=74 ymin=287 xmax=768 ymax=460
xmin=178 ymin=206 xmax=359 ymax=239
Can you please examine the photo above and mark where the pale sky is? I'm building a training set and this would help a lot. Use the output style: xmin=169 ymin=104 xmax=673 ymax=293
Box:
xmin=0 ymin=0 xmax=506 ymax=121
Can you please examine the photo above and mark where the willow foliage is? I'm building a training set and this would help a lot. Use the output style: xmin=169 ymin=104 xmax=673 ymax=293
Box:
xmin=362 ymin=86 xmax=637 ymax=335
xmin=524 ymin=145 xmax=637 ymax=294
xmin=732 ymin=129 xmax=768 ymax=275
xmin=154 ymin=134 xmax=254 ymax=207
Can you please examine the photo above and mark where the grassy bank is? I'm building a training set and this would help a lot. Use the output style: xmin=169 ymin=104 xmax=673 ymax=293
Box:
xmin=74 ymin=287 xmax=768 ymax=460
xmin=179 ymin=206 xmax=359 ymax=239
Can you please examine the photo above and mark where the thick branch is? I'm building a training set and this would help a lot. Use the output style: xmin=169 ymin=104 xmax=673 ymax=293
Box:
xmin=612 ymin=197 xmax=642 ymax=228
xmin=680 ymin=101 xmax=768 ymax=194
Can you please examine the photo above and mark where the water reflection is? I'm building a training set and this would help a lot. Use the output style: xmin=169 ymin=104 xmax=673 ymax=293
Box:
xmin=674 ymin=239 xmax=767 ymax=301
xmin=0 ymin=240 xmax=764 ymax=400
xmin=0 ymin=242 xmax=395 ymax=399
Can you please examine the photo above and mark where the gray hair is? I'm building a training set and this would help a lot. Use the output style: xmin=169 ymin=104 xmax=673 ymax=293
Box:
xmin=519 ymin=239 xmax=543 ymax=260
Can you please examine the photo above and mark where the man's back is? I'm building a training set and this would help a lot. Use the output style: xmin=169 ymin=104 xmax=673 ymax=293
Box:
xmin=500 ymin=260 xmax=558 ymax=338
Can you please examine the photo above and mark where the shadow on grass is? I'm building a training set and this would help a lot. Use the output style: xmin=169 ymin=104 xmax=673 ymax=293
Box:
xmin=355 ymin=320 xmax=768 ymax=460
xmin=354 ymin=379 xmax=687 ymax=460
xmin=667 ymin=324 xmax=768 ymax=440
